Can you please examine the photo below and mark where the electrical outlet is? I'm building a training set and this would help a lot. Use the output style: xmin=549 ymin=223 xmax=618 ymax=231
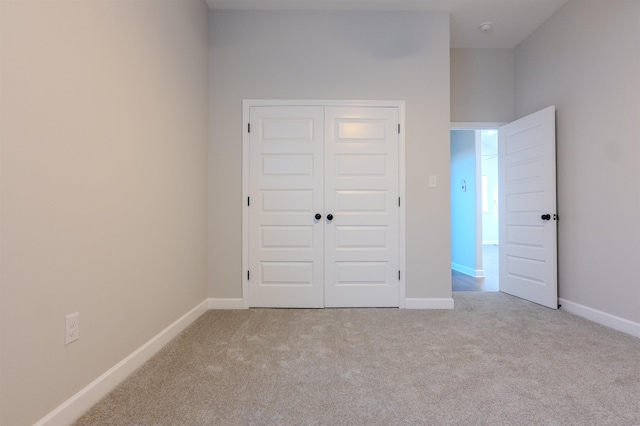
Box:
xmin=65 ymin=312 xmax=80 ymax=345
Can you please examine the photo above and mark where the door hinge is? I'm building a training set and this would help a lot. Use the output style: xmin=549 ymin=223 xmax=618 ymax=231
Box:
xmin=247 ymin=270 xmax=250 ymax=280
xmin=248 ymin=123 xmax=251 ymax=133
xmin=398 ymin=197 xmax=401 ymax=207
xmin=398 ymin=270 xmax=401 ymax=280
xmin=398 ymin=123 xmax=401 ymax=134
xmin=247 ymin=197 xmax=250 ymax=206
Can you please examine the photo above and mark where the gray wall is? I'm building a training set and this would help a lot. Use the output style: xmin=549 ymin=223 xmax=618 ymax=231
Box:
xmin=514 ymin=0 xmax=640 ymax=323
xmin=451 ymin=48 xmax=515 ymax=123
xmin=0 ymin=1 xmax=210 ymax=424
xmin=209 ymin=10 xmax=452 ymax=300
xmin=450 ymin=130 xmax=478 ymax=273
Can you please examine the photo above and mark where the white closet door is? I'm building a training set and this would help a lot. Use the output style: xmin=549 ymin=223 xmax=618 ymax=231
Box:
xmin=324 ymin=107 xmax=400 ymax=307
xmin=248 ymin=106 xmax=324 ymax=308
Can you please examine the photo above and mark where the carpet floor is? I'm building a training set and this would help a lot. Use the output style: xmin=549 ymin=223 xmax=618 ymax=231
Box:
xmin=74 ymin=292 xmax=640 ymax=425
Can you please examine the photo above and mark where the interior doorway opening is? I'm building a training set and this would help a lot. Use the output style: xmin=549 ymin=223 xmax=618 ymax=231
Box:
xmin=450 ymin=126 xmax=501 ymax=292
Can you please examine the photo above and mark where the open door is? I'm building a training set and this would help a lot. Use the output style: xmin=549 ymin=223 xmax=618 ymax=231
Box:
xmin=498 ymin=106 xmax=558 ymax=309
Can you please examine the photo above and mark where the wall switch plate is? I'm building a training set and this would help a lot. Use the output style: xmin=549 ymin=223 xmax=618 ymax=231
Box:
xmin=428 ymin=175 xmax=437 ymax=188
xmin=65 ymin=312 xmax=80 ymax=345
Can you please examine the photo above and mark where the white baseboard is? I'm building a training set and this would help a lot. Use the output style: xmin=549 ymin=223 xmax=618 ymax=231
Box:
xmin=405 ymin=298 xmax=455 ymax=309
xmin=208 ymin=298 xmax=244 ymax=309
xmin=559 ymin=298 xmax=640 ymax=339
xmin=451 ymin=262 xmax=485 ymax=278
xmin=34 ymin=299 xmax=209 ymax=426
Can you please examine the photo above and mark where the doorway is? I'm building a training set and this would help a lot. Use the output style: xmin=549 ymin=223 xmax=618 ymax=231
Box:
xmin=450 ymin=107 xmax=557 ymax=306
xmin=450 ymin=125 xmax=502 ymax=292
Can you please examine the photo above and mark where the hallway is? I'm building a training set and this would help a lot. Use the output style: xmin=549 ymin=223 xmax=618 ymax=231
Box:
xmin=452 ymin=244 xmax=498 ymax=291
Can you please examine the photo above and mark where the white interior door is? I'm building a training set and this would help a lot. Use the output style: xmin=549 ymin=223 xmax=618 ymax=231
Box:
xmin=498 ymin=106 xmax=558 ymax=309
xmin=248 ymin=106 xmax=324 ymax=308
xmin=324 ymin=107 xmax=400 ymax=307
xmin=247 ymin=104 xmax=400 ymax=308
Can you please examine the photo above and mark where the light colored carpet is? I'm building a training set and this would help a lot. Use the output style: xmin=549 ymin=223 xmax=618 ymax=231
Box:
xmin=74 ymin=292 xmax=640 ymax=425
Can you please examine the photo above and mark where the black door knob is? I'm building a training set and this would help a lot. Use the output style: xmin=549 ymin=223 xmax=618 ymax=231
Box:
xmin=327 ymin=214 xmax=334 ymax=221
xmin=315 ymin=213 xmax=322 ymax=220
xmin=541 ymin=214 xmax=551 ymax=220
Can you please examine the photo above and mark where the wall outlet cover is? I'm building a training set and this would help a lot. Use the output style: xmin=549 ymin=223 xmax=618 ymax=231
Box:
xmin=65 ymin=312 xmax=80 ymax=345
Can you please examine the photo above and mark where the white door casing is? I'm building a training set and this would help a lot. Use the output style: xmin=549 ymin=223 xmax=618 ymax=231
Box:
xmin=243 ymin=101 xmax=405 ymax=308
xmin=498 ymin=106 xmax=558 ymax=309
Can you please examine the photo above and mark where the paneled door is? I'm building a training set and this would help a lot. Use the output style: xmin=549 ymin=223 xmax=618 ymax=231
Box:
xmin=248 ymin=106 xmax=325 ymax=308
xmin=324 ymin=107 xmax=399 ymax=307
xmin=247 ymin=105 xmax=400 ymax=308
xmin=499 ymin=106 xmax=558 ymax=309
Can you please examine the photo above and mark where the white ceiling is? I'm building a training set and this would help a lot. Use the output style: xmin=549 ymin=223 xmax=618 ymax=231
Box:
xmin=205 ymin=0 xmax=569 ymax=49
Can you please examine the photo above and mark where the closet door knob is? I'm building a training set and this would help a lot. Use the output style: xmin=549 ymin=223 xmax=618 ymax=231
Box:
xmin=315 ymin=213 xmax=322 ymax=220
xmin=541 ymin=214 xmax=551 ymax=221
xmin=327 ymin=214 xmax=334 ymax=221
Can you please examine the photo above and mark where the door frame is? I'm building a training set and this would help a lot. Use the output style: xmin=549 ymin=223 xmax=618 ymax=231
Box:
xmin=242 ymin=100 xmax=406 ymax=308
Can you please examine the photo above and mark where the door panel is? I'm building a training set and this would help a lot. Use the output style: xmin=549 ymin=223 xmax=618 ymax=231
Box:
xmin=335 ymin=190 xmax=387 ymax=212
xmin=248 ymin=106 xmax=324 ymax=308
xmin=335 ymin=262 xmax=388 ymax=285
xmin=324 ymin=107 xmax=400 ymax=307
xmin=336 ymin=121 xmax=386 ymax=141
xmin=499 ymin=106 xmax=557 ymax=309
xmin=261 ymin=154 xmax=314 ymax=175
xmin=335 ymin=154 xmax=387 ymax=176
xmin=335 ymin=226 xmax=387 ymax=248
xmin=261 ymin=226 xmax=313 ymax=248
xmin=260 ymin=262 xmax=314 ymax=286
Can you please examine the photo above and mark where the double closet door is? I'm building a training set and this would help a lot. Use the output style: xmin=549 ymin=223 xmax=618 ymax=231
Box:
xmin=247 ymin=105 xmax=400 ymax=308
